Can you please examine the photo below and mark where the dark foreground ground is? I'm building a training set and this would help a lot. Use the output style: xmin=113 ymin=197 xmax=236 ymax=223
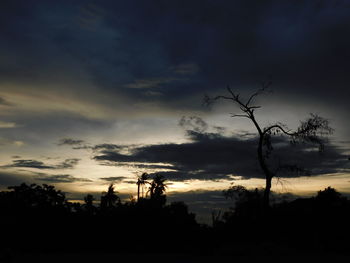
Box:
xmin=1 ymin=185 xmax=350 ymax=262
xmin=7 ymin=250 xmax=350 ymax=263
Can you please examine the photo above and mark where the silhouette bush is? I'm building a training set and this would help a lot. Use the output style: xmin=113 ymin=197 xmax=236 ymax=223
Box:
xmin=0 ymin=183 xmax=349 ymax=255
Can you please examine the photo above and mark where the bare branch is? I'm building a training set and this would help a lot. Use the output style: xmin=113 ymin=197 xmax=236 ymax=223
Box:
xmin=263 ymin=124 xmax=294 ymax=136
xmin=231 ymin=114 xmax=250 ymax=118
xmin=247 ymin=105 xmax=261 ymax=110
xmin=203 ymin=94 xmax=234 ymax=106
xmin=263 ymin=115 xmax=333 ymax=152
xmin=226 ymin=86 xmax=237 ymax=99
xmin=214 ymin=95 xmax=235 ymax=101
xmin=245 ymin=81 xmax=271 ymax=107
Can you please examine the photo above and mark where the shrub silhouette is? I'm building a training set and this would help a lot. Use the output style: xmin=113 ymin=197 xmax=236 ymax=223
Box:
xmin=0 ymin=182 xmax=349 ymax=256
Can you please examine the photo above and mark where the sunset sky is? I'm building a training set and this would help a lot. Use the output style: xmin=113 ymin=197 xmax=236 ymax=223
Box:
xmin=0 ymin=0 xmax=349 ymax=222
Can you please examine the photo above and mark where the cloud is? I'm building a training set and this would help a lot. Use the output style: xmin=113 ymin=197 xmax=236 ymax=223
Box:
xmin=124 ymin=77 xmax=177 ymax=89
xmin=100 ymin=176 xmax=129 ymax=182
xmin=0 ymin=169 xmax=91 ymax=188
xmin=179 ymin=116 xmax=208 ymax=133
xmin=93 ymin=130 xmax=350 ymax=182
xmin=3 ymin=158 xmax=80 ymax=170
xmin=6 ymin=160 xmax=54 ymax=169
xmin=1 ymin=1 xmax=349 ymax=114
xmin=0 ymin=96 xmax=14 ymax=106
xmin=171 ymin=63 xmax=199 ymax=75
xmin=58 ymin=138 xmax=85 ymax=146
xmin=0 ymin=138 xmax=25 ymax=147
xmin=0 ymin=121 xmax=17 ymax=128
xmin=93 ymin=144 xmax=128 ymax=151
xmin=55 ymin=158 xmax=81 ymax=169
xmin=34 ymin=173 xmax=92 ymax=183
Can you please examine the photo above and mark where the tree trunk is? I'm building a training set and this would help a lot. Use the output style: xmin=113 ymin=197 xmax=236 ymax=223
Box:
xmin=257 ymin=134 xmax=273 ymax=210
xmin=263 ymin=176 xmax=272 ymax=209
xmin=137 ymin=183 xmax=140 ymax=202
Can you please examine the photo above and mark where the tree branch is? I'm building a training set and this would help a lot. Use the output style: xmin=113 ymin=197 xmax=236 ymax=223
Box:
xmin=231 ymin=114 xmax=250 ymax=118
xmin=245 ymin=81 xmax=271 ymax=107
xmin=263 ymin=124 xmax=294 ymax=136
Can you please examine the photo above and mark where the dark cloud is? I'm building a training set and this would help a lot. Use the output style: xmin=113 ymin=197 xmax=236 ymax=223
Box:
xmin=58 ymin=138 xmax=93 ymax=150
xmin=4 ymin=158 xmax=80 ymax=170
xmin=0 ymin=0 xmax=349 ymax=203
xmin=94 ymin=130 xmax=349 ymax=182
xmin=1 ymin=0 xmax=349 ymax=113
xmin=58 ymin=138 xmax=85 ymax=146
xmin=34 ymin=173 xmax=92 ymax=183
xmin=6 ymin=160 xmax=55 ymax=169
xmin=0 ymin=170 xmax=92 ymax=187
xmin=55 ymin=158 xmax=80 ymax=169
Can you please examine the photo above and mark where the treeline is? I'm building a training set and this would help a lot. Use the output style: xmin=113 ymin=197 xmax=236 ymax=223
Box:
xmin=0 ymin=178 xmax=350 ymax=257
xmin=216 ymin=185 xmax=350 ymax=254
xmin=0 ymin=174 xmax=202 ymax=255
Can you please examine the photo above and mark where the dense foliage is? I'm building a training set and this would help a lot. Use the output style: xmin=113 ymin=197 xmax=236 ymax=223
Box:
xmin=0 ymin=180 xmax=349 ymax=258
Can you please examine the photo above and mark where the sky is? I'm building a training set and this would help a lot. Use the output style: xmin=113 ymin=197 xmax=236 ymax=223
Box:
xmin=0 ymin=0 xmax=349 ymax=222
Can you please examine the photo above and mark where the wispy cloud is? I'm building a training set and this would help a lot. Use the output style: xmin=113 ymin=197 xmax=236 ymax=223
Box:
xmin=171 ymin=63 xmax=199 ymax=75
xmin=124 ymin=77 xmax=177 ymax=89
xmin=3 ymin=158 xmax=81 ymax=170
xmin=0 ymin=138 xmax=24 ymax=147
xmin=34 ymin=173 xmax=92 ymax=183
xmin=100 ymin=176 xmax=129 ymax=182
xmin=58 ymin=138 xmax=92 ymax=150
xmin=0 ymin=121 xmax=17 ymax=128
xmin=58 ymin=138 xmax=85 ymax=146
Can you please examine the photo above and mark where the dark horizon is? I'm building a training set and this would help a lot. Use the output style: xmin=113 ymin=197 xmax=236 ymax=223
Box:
xmin=1 ymin=181 xmax=350 ymax=262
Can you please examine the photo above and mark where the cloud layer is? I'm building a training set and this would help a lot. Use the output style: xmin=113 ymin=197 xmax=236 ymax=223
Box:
xmin=3 ymin=158 xmax=80 ymax=170
xmin=93 ymin=129 xmax=350 ymax=182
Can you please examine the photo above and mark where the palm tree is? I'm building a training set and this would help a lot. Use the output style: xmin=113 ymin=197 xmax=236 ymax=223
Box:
xmin=148 ymin=174 xmax=167 ymax=200
xmin=136 ymin=172 xmax=150 ymax=202
xmin=100 ymin=184 xmax=120 ymax=209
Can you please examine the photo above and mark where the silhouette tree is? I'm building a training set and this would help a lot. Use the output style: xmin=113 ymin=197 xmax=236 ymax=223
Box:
xmin=205 ymin=84 xmax=333 ymax=209
xmin=136 ymin=172 xmax=150 ymax=202
xmin=315 ymin=186 xmax=346 ymax=208
xmin=147 ymin=174 xmax=168 ymax=206
xmin=223 ymin=185 xmax=263 ymax=219
xmin=148 ymin=174 xmax=167 ymax=199
xmin=83 ymin=194 xmax=95 ymax=214
xmin=100 ymin=184 xmax=120 ymax=209
xmin=5 ymin=183 xmax=66 ymax=211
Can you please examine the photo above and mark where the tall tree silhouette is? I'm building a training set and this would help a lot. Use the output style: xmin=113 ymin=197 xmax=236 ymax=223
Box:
xmin=205 ymin=84 xmax=333 ymax=209
xmin=136 ymin=172 xmax=150 ymax=202
xmin=148 ymin=174 xmax=168 ymax=206
xmin=84 ymin=194 xmax=95 ymax=214
xmin=100 ymin=184 xmax=120 ymax=209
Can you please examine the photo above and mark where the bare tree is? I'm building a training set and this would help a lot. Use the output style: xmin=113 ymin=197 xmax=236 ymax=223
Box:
xmin=204 ymin=84 xmax=333 ymax=209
